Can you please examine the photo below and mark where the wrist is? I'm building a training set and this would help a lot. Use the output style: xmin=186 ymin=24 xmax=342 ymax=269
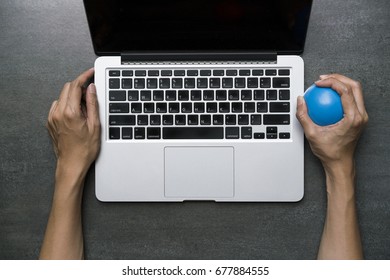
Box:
xmin=54 ymin=159 xmax=88 ymax=199
xmin=323 ymin=158 xmax=356 ymax=200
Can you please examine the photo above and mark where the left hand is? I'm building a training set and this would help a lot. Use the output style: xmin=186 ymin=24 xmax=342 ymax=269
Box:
xmin=47 ymin=68 xmax=101 ymax=173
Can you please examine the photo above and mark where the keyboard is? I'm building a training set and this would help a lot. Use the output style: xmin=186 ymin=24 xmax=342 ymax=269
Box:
xmin=107 ymin=67 xmax=291 ymax=140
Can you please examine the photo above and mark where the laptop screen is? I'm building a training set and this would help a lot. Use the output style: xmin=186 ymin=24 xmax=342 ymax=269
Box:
xmin=84 ymin=0 xmax=312 ymax=55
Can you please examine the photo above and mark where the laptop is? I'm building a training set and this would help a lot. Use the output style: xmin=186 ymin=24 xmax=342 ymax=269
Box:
xmin=83 ymin=0 xmax=312 ymax=202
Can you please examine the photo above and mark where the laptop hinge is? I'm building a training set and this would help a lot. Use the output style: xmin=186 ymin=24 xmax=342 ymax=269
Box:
xmin=121 ymin=52 xmax=277 ymax=64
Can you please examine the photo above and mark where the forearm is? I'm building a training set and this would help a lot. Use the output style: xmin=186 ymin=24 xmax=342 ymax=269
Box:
xmin=317 ymin=160 xmax=363 ymax=259
xmin=39 ymin=161 xmax=87 ymax=260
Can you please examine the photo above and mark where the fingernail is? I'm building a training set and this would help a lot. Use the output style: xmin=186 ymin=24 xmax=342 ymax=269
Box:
xmin=297 ymin=96 xmax=304 ymax=105
xmin=88 ymin=83 xmax=96 ymax=93
xmin=319 ymin=75 xmax=328 ymax=79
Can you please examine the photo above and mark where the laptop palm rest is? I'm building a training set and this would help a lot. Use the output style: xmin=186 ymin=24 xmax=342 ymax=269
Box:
xmin=164 ymin=147 xmax=234 ymax=199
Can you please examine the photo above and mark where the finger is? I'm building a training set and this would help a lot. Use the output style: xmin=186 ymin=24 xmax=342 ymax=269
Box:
xmin=57 ymin=82 xmax=71 ymax=111
xmin=296 ymin=96 xmax=316 ymax=136
xmin=320 ymin=74 xmax=367 ymax=117
xmin=315 ymin=78 xmax=358 ymax=119
xmin=68 ymin=68 xmax=95 ymax=110
xmin=85 ymin=83 xmax=100 ymax=125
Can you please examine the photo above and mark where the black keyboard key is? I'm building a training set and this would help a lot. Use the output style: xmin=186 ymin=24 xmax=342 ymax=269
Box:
xmin=153 ymin=90 xmax=164 ymax=101
xmin=184 ymin=78 xmax=195 ymax=88
xmin=264 ymin=114 xmax=290 ymax=125
xmin=109 ymin=90 xmax=126 ymax=101
xmin=226 ymin=70 xmax=237 ymax=76
xmin=200 ymin=115 xmax=211 ymax=125
xmin=134 ymin=127 xmax=145 ymax=139
xmin=239 ymin=69 xmax=251 ymax=76
xmin=109 ymin=78 xmax=120 ymax=89
xmin=241 ymin=127 xmax=252 ymax=139
xmin=122 ymin=70 xmax=133 ymax=76
xmin=194 ymin=102 xmax=205 ymax=113
xmin=232 ymin=102 xmax=243 ymax=113
xmin=247 ymin=78 xmax=259 ymax=88
xmin=150 ymin=115 xmax=161 ymax=125
xmin=200 ymin=70 xmax=211 ymax=76
xmin=265 ymin=69 xmax=277 ymax=76
xmin=161 ymin=70 xmax=172 ymax=76
xmin=144 ymin=102 xmax=155 ymax=113
xmin=226 ymin=127 xmax=239 ymax=139
xmin=166 ymin=90 xmax=176 ymax=101
xmin=254 ymin=132 xmax=265 ymax=139
xmin=163 ymin=127 xmax=223 ymax=139
xmin=140 ymin=90 xmax=151 ymax=101
xmin=163 ymin=115 xmax=174 ymax=125
xmin=279 ymin=69 xmax=290 ymax=76
xmin=241 ymin=90 xmax=252 ymax=100
xmin=188 ymin=115 xmax=199 ymax=125
xmin=109 ymin=103 xmax=129 ymax=113
xmin=254 ymin=90 xmax=265 ymax=100
xmin=257 ymin=102 xmax=268 ymax=113
xmin=210 ymin=78 xmax=220 ymax=88
xmin=109 ymin=115 xmax=135 ymax=126
xmin=219 ymin=102 xmax=230 ymax=113
xmin=267 ymin=90 xmax=278 ymax=100
xmin=206 ymin=102 xmax=218 ymax=113
xmin=175 ymin=115 xmax=186 ymax=125
xmin=135 ymin=70 xmax=146 ymax=76
xmin=213 ymin=70 xmax=224 ymax=76
xmin=228 ymin=90 xmax=239 ymax=100
xmin=213 ymin=115 xmax=224 ymax=125
xmin=270 ymin=102 xmax=290 ymax=112
xmin=203 ymin=90 xmax=214 ymax=100
xmin=122 ymin=127 xmax=132 ymax=139
xmin=159 ymin=78 xmax=170 ymax=89
xmin=216 ymin=90 xmax=227 ymax=100
xmin=122 ymin=78 xmax=132 ymax=89
xmin=238 ymin=114 xmax=249 ymax=125
xmin=191 ymin=90 xmax=202 ymax=101
xmin=267 ymin=127 xmax=278 ymax=134
xmin=109 ymin=70 xmax=120 ymax=77
xmin=148 ymin=70 xmax=159 ymax=76
xmin=279 ymin=132 xmax=291 ymax=139
xmin=222 ymin=78 xmax=233 ymax=88
xmin=131 ymin=102 xmax=142 ymax=113
xmin=226 ymin=115 xmax=236 ymax=125
xmin=252 ymin=69 xmax=263 ymax=76
xmin=109 ymin=127 xmax=120 ymax=139
xmin=260 ymin=78 xmax=271 ymax=88
xmin=279 ymin=90 xmax=290 ymax=100
xmin=181 ymin=102 xmax=192 ymax=113
xmin=147 ymin=78 xmax=158 ymax=89
xmin=174 ymin=70 xmax=185 ymax=76
xmin=244 ymin=102 xmax=256 ymax=113
xmin=134 ymin=78 xmax=145 ymax=89
xmin=197 ymin=78 xmax=208 ymax=88
xmin=156 ymin=103 xmax=167 ymax=113
xmin=172 ymin=78 xmax=183 ymax=88
xmin=169 ymin=103 xmax=180 ymax=113
xmin=178 ymin=90 xmax=189 ymax=101
xmin=273 ymin=77 xmax=290 ymax=88
xmin=137 ymin=115 xmax=148 ymax=126
xmin=251 ymin=114 xmax=262 ymax=125
xmin=235 ymin=78 xmax=246 ymax=88
xmin=147 ymin=127 xmax=161 ymax=139
xmin=267 ymin=133 xmax=278 ymax=139
xmin=187 ymin=70 xmax=198 ymax=76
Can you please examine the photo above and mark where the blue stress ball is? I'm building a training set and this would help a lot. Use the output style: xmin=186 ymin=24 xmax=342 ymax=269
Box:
xmin=304 ymin=85 xmax=344 ymax=126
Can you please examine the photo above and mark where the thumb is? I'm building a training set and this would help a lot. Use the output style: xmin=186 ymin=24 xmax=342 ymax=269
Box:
xmin=296 ymin=96 xmax=315 ymax=131
xmin=85 ymin=83 xmax=100 ymax=125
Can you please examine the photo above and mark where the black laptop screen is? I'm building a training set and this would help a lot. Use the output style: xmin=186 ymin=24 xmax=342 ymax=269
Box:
xmin=84 ymin=0 xmax=312 ymax=55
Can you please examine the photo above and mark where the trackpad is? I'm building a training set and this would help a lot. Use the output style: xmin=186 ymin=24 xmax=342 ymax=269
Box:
xmin=164 ymin=147 xmax=234 ymax=198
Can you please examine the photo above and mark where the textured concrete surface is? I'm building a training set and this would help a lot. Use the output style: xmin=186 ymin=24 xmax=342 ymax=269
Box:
xmin=0 ymin=0 xmax=389 ymax=259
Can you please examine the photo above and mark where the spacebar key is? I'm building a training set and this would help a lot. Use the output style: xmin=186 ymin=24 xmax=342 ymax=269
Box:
xmin=163 ymin=127 xmax=223 ymax=139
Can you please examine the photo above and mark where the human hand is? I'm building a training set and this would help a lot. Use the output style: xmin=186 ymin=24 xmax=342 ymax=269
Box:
xmin=47 ymin=68 xmax=101 ymax=174
xmin=296 ymin=74 xmax=368 ymax=172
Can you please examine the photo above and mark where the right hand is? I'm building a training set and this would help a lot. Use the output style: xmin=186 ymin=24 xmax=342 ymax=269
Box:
xmin=296 ymin=74 xmax=368 ymax=172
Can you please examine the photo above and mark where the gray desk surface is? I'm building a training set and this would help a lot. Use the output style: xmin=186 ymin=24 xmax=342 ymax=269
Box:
xmin=0 ymin=0 xmax=389 ymax=260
